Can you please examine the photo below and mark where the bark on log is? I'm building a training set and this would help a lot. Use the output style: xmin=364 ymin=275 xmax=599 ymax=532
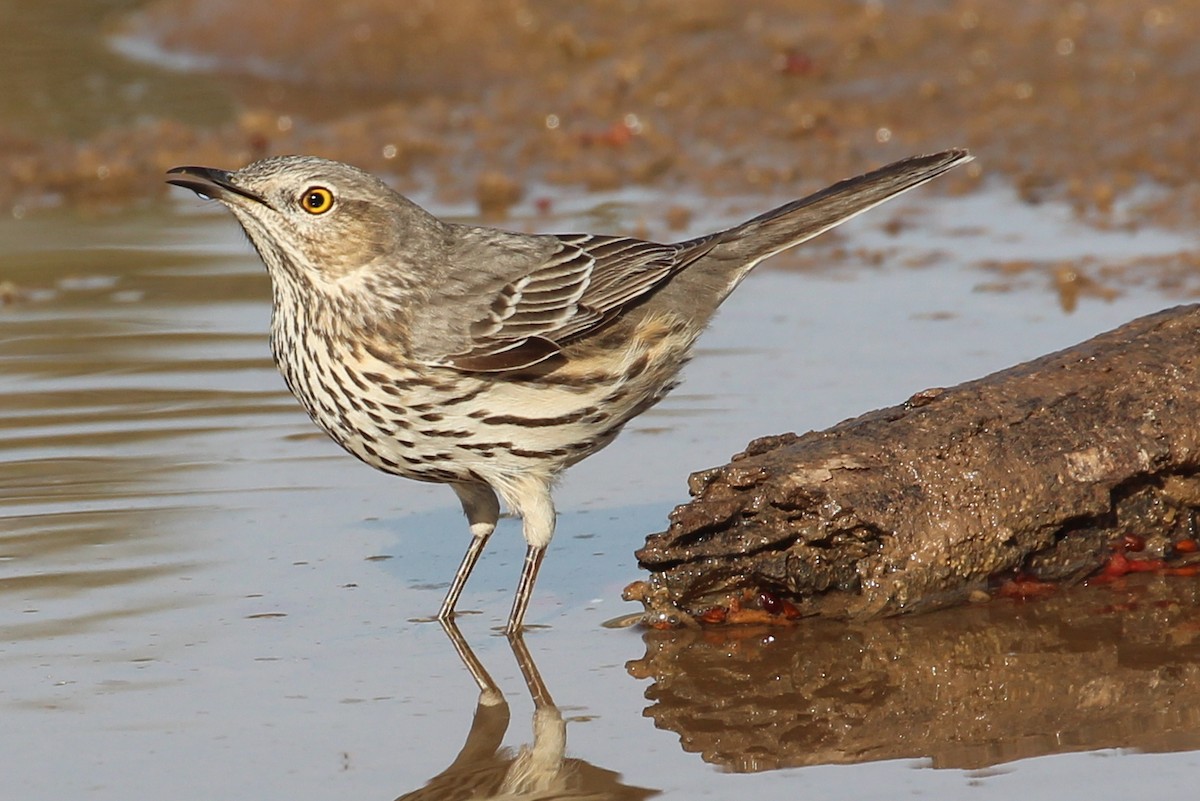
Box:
xmin=627 ymin=304 xmax=1200 ymax=625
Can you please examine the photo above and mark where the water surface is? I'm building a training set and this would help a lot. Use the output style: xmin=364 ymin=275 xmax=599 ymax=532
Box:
xmin=3 ymin=187 xmax=1197 ymax=799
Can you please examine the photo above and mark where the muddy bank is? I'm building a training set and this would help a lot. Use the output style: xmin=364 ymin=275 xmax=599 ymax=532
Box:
xmin=4 ymin=0 xmax=1200 ymax=229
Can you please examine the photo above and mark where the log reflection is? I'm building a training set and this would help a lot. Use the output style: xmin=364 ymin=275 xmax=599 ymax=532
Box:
xmin=628 ymin=577 xmax=1200 ymax=772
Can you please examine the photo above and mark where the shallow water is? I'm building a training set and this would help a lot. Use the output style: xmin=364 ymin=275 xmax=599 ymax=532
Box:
xmin=3 ymin=183 xmax=1199 ymax=798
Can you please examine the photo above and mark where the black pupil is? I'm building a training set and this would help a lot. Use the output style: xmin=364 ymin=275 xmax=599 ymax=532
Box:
xmin=307 ymin=191 xmax=326 ymax=209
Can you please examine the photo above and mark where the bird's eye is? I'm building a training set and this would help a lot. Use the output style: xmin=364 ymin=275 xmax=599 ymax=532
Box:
xmin=300 ymin=187 xmax=334 ymax=215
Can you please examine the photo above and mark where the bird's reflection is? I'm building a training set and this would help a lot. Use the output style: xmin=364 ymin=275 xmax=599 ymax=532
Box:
xmin=396 ymin=621 xmax=657 ymax=801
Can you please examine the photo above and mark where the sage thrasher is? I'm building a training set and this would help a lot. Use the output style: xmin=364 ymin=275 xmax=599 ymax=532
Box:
xmin=167 ymin=148 xmax=970 ymax=633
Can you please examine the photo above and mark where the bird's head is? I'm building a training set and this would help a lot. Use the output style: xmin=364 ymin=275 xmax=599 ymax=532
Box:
xmin=167 ymin=155 xmax=440 ymax=292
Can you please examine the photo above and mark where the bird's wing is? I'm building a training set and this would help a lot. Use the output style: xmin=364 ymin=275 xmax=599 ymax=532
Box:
xmin=412 ymin=233 xmax=710 ymax=372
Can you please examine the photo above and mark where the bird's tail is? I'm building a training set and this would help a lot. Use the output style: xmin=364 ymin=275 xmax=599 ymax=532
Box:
xmin=693 ymin=148 xmax=972 ymax=270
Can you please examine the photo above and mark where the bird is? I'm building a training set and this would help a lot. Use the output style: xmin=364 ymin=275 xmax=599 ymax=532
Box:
xmin=166 ymin=147 xmax=971 ymax=634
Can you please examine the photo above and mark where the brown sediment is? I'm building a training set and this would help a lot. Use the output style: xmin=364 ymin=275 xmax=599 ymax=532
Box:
xmin=2 ymin=0 xmax=1199 ymax=234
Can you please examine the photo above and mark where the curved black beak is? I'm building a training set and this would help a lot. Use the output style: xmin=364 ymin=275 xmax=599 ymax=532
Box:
xmin=166 ymin=166 xmax=266 ymax=205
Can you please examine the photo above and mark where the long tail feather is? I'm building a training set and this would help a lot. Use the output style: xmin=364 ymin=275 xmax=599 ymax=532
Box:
xmin=699 ymin=149 xmax=972 ymax=266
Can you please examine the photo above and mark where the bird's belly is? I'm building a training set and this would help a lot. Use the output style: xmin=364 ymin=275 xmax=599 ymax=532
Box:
xmin=276 ymin=348 xmax=678 ymax=487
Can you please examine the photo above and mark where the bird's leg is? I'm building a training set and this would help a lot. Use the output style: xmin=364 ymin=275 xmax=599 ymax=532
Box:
xmin=506 ymin=545 xmax=547 ymax=636
xmin=505 ymin=480 xmax=556 ymax=635
xmin=438 ymin=536 xmax=490 ymax=621
xmin=440 ymin=483 xmax=501 ymax=621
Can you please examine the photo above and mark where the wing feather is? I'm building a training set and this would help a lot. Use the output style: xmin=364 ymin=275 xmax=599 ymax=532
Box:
xmin=435 ymin=233 xmax=708 ymax=372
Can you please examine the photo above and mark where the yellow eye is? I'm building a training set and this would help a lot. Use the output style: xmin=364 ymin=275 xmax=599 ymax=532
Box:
xmin=300 ymin=186 xmax=334 ymax=214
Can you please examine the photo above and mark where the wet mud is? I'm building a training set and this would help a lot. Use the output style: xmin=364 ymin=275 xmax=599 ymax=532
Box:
xmin=2 ymin=0 xmax=1199 ymax=234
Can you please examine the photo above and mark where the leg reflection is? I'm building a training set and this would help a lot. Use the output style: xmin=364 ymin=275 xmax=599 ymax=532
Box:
xmin=394 ymin=620 xmax=658 ymax=800
xmin=501 ymin=632 xmax=566 ymax=794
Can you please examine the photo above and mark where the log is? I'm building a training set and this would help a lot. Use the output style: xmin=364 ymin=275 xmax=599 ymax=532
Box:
xmin=626 ymin=304 xmax=1200 ymax=626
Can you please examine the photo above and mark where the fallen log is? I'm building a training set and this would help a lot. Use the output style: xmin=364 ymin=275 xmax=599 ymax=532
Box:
xmin=627 ymin=304 xmax=1200 ymax=626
